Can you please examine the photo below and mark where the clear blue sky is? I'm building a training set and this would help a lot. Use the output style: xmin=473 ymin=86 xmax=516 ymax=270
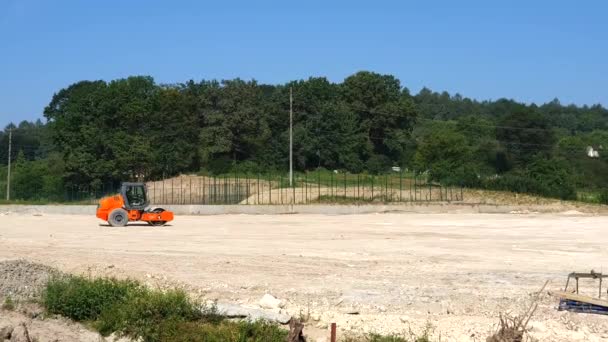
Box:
xmin=1 ymin=0 xmax=606 ymax=128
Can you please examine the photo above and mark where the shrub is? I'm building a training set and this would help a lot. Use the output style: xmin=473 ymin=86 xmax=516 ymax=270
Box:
xmin=2 ymin=297 xmax=15 ymax=310
xmin=599 ymin=189 xmax=608 ymax=205
xmin=96 ymin=289 xmax=203 ymax=339
xmin=44 ymin=276 xmax=139 ymax=321
xmin=155 ymin=320 xmax=288 ymax=342
xmin=42 ymin=275 xmax=287 ymax=342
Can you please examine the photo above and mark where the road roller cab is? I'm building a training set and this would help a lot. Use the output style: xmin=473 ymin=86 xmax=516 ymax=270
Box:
xmin=96 ymin=182 xmax=173 ymax=227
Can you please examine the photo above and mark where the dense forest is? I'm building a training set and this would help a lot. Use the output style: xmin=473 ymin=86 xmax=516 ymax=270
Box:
xmin=1 ymin=71 xmax=607 ymax=202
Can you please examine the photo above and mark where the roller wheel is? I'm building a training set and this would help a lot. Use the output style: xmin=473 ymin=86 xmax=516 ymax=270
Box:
xmin=108 ymin=208 xmax=129 ymax=227
xmin=147 ymin=208 xmax=166 ymax=226
xmin=148 ymin=221 xmax=167 ymax=226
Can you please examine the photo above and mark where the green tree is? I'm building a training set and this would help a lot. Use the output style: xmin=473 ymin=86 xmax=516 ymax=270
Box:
xmin=342 ymin=71 xmax=417 ymax=168
xmin=496 ymin=109 xmax=555 ymax=165
xmin=413 ymin=126 xmax=474 ymax=184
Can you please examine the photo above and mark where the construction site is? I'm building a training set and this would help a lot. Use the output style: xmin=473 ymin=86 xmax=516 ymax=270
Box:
xmin=1 ymin=201 xmax=608 ymax=341
xmin=2 ymin=2 xmax=608 ymax=340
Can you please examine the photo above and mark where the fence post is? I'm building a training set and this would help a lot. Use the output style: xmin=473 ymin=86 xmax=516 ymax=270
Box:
xmin=357 ymin=174 xmax=360 ymax=201
xmin=202 ymin=176 xmax=205 ymax=205
xmin=268 ymin=173 xmax=272 ymax=205
xmin=371 ymin=175 xmax=374 ymax=200
xmin=399 ymin=171 xmax=403 ymax=202
xmin=343 ymin=173 xmax=347 ymax=199
xmin=413 ymin=173 xmax=416 ymax=201
xmin=304 ymin=173 xmax=308 ymax=204
xmin=318 ymin=170 xmax=321 ymax=203
xmin=292 ymin=173 xmax=296 ymax=204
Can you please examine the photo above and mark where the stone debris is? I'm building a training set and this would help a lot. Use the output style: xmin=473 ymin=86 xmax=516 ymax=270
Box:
xmin=0 ymin=260 xmax=59 ymax=301
xmin=259 ymin=293 xmax=284 ymax=309
xmin=213 ymin=303 xmax=291 ymax=324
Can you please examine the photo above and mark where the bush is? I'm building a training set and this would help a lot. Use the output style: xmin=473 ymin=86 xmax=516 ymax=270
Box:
xmin=43 ymin=275 xmax=287 ymax=342
xmin=366 ymin=154 xmax=392 ymax=175
xmin=599 ymin=189 xmax=608 ymax=205
xmin=483 ymin=156 xmax=577 ymax=201
xmin=2 ymin=297 xmax=15 ymax=310
xmin=96 ymin=289 xmax=203 ymax=338
xmin=44 ymin=276 xmax=139 ymax=321
xmin=155 ymin=320 xmax=287 ymax=342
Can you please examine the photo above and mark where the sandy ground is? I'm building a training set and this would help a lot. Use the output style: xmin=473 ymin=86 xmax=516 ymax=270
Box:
xmin=1 ymin=212 xmax=608 ymax=341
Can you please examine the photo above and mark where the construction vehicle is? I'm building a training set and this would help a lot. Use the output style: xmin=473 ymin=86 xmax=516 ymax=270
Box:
xmin=96 ymin=182 xmax=174 ymax=227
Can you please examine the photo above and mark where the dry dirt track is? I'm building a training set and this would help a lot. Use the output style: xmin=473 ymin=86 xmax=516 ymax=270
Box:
xmin=1 ymin=212 xmax=608 ymax=341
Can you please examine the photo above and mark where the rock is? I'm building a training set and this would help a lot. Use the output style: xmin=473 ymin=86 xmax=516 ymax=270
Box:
xmin=311 ymin=313 xmax=321 ymax=321
xmin=0 ymin=325 xmax=14 ymax=340
xmin=315 ymin=322 xmax=328 ymax=329
xmin=259 ymin=294 xmax=283 ymax=309
xmin=530 ymin=322 xmax=547 ymax=333
xmin=340 ymin=307 xmax=359 ymax=315
xmin=214 ymin=303 xmax=291 ymax=324
xmin=399 ymin=315 xmax=410 ymax=323
xmin=9 ymin=324 xmax=28 ymax=342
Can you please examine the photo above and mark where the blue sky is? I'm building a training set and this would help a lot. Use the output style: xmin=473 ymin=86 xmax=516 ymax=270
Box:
xmin=1 ymin=0 xmax=606 ymax=128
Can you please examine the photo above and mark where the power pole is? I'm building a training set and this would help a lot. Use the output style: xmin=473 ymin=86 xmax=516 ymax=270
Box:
xmin=6 ymin=128 xmax=12 ymax=201
xmin=289 ymin=87 xmax=293 ymax=187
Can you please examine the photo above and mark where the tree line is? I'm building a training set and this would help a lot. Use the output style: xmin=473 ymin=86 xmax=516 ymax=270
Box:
xmin=1 ymin=71 xmax=607 ymax=202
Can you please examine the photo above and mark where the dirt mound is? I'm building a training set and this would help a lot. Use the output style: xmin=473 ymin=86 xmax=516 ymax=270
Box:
xmin=0 ymin=259 xmax=58 ymax=301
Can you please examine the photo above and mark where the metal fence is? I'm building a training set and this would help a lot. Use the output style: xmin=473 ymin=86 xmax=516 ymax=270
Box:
xmin=1 ymin=172 xmax=464 ymax=205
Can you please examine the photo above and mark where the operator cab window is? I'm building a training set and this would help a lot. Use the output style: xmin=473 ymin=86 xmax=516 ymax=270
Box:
xmin=125 ymin=185 xmax=146 ymax=207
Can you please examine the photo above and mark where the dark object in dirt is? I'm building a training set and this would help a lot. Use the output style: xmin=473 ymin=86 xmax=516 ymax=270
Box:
xmin=0 ymin=325 xmax=14 ymax=340
xmin=487 ymin=280 xmax=547 ymax=342
xmin=287 ymin=319 xmax=306 ymax=342
xmin=486 ymin=313 xmax=525 ymax=342
xmin=558 ymin=299 xmax=608 ymax=315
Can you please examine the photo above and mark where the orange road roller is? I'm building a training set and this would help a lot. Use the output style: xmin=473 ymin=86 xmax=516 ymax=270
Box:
xmin=96 ymin=182 xmax=173 ymax=227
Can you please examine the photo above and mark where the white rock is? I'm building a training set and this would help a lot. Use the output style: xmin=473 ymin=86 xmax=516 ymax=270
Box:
xmin=399 ymin=315 xmax=410 ymax=323
xmin=311 ymin=313 xmax=321 ymax=321
xmin=259 ymin=294 xmax=283 ymax=309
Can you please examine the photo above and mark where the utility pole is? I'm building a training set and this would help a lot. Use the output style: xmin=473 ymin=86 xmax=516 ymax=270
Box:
xmin=6 ymin=128 xmax=12 ymax=201
xmin=289 ymin=87 xmax=293 ymax=187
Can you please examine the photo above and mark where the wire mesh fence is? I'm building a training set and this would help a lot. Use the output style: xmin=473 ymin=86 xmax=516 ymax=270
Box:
xmin=0 ymin=171 xmax=464 ymax=205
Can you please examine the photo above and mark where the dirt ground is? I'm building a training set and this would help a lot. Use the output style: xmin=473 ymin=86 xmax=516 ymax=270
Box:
xmin=1 ymin=212 xmax=608 ymax=341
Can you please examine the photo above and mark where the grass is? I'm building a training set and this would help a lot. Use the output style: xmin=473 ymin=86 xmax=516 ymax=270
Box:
xmin=317 ymin=195 xmax=385 ymax=204
xmin=2 ymin=296 xmax=15 ymax=310
xmin=42 ymin=275 xmax=287 ymax=342
xmin=342 ymin=321 xmax=434 ymax=342
xmin=343 ymin=330 xmax=432 ymax=342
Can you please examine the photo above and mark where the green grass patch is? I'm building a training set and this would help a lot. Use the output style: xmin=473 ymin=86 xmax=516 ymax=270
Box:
xmin=343 ymin=322 xmax=434 ymax=342
xmin=2 ymin=296 xmax=15 ymax=310
xmin=42 ymin=275 xmax=287 ymax=342
xmin=317 ymin=195 xmax=382 ymax=204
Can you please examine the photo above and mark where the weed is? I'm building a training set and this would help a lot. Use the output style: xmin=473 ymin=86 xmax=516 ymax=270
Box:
xmin=43 ymin=275 xmax=140 ymax=321
xmin=42 ymin=275 xmax=288 ymax=342
xmin=2 ymin=296 xmax=15 ymax=310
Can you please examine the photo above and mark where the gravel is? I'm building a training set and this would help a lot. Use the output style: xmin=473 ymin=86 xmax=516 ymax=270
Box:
xmin=0 ymin=259 xmax=58 ymax=301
